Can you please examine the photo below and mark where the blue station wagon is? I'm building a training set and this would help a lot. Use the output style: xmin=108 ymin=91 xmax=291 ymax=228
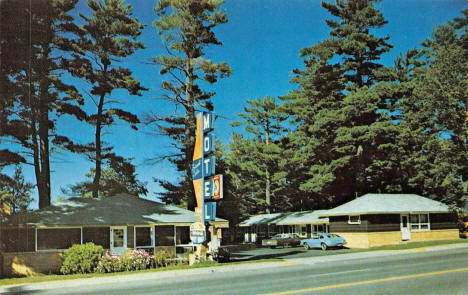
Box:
xmin=300 ymin=233 xmax=346 ymax=250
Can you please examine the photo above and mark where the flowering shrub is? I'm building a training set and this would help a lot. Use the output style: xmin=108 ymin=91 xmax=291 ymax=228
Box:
xmin=96 ymin=252 xmax=125 ymax=273
xmin=123 ymin=249 xmax=152 ymax=271
xmin=96 ymin=249 xmax=152 ymax=273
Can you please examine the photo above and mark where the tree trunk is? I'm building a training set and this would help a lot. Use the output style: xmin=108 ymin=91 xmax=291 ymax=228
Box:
xmin=38 ymin=78 xmax=51 ymax=207
xmin=92 ymin=93 xmax=105 ymax=198
xmin=31 ymin=111 xmax=46 ymax=208
xmin=185 ymin=57 xmax=196 ymax=210
xmin=265 ymin=130 xmax=271 ymax=214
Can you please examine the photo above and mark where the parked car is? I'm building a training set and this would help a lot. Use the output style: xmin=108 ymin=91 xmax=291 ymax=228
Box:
xmin=262 ymin=233 xmax=301 ymax=248
xmin=300 ymin=233 xmax=346 ymax=250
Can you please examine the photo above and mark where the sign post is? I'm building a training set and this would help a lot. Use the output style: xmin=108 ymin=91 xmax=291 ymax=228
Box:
xmin=192 ymin=112 xmax=223 ymax=259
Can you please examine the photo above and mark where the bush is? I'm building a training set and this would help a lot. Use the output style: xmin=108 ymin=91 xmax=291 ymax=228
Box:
xmin=153 ymin=250 xmax=172 ymax=267
xmin=96 ymin=249 xmax=153 ymax=273
xmin=123 ymin=249 xmax=153 ymax=271
xmin=96 ymin=252 xmax=125 ymax=273
xmin=212 ymin=247 xmax=230 ymax=263
xmin=61 ymin=243 xmax=104 ymax=274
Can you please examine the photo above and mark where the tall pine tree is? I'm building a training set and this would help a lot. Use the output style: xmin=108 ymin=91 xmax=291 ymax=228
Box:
xmin=151 ymin=0 xmax=231 ymax=208
xmin=60 ymin=0 xmax=146 ymax=198
xmin=394 ymin=11 xmax=467 ymax=206
xmin=282 ymin=0 xmax=397 ymax=208
xmin=230 ymin=97 xmax=287 ymax=213
xmin=0 ymin=0 xmax=84 ymax=208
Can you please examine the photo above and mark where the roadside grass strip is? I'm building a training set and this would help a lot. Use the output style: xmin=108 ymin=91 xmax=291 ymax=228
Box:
xmin=262 ymin=267 xmax=468 ymax=295
xmin=366 ymin=239 xmax=467 ymax=251
xmin=0 ymin=259 xmax=283 ymax=287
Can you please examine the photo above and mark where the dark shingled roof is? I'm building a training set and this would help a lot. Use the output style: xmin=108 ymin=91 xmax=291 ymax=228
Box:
xmin=2 ymin=193 xmax=227 ymax=226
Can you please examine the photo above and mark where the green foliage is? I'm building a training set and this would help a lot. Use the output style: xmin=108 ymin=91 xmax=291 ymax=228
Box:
xmin=152 ymin=250 xmax=173 ymax=268
xmin=212 ymin=247 xmax=230 ymax=263
xmin=150 ymin=0 xmax=231 ymax=208
xmin=96 ymin=249 xmax=153 ymax=273
xmin=63 ymin=158 xmax=147 ymax=198
xmin=60 ymin=0 xmax=146 ymax=199
xmin=0 ymin=0 xmax=83 ymax=208
xmin=61 ymin=243 xmax=105 ymax=275
xmin=0 ymin=166 xmax=34 ymax=213
xmin=216 ymin=141 xmax=255 ymax=242
xmin=392 ymin=10 xmax=467 ymax=207
xmin=229 ymin=97 xmax=288 ymax=213
xmin=280 ymin=0 xmax=398 ymax=208
xmin=95 ymin=250 xmax=176 ymax=273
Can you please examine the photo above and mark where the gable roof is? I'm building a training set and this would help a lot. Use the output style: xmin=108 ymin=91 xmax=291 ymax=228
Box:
xmin=320 ymin=193 xmax=452 ymax=217
xmin=239 ymin=210 xmax=329 ymax=227
xmin=2 ymin=193 xmax=227 ymax=226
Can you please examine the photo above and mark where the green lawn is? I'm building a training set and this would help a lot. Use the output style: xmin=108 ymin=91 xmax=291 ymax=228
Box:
xmin=366 ymin=238 xmax=468 ymax=251
xmin=0 ymin=258 xmax=282 ymax=287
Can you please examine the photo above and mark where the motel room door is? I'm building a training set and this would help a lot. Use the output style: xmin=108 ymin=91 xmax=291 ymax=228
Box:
xmin=110 ymin=226 xmax=127 ymax=255
xmin=400 ymin=215 xmax=411 ymax=241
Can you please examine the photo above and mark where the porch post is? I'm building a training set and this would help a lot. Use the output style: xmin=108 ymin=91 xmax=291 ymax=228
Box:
xmin=34 ymin=228 xmax=37 ymax=252
xmin=173 ymin=225 xmax=177 ymax=257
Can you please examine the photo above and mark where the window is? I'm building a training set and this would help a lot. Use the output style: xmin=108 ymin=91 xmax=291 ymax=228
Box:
xmin=155 ymin=225 xmax=174 ymax=246
xmin=135 ymin=227 xmax=152 ymax=247
xmin=313 ymin=224 xmax=325 ymax=232
xmin=176 ymin=226 xmax=190 ymax=244
xmin=348 ymin=215 xmax=361 ymax=224
xmin=410 ymin=214 xmax=430 ymax=231
xmin=83 ymin=227 xmax=110 ymax=248
xmin=300 ymin=225 xmax=307 ymax=237
xmin=37 ymin=228 xmax=81 ymax=250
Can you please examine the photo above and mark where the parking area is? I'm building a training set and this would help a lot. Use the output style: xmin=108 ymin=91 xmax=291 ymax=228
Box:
xmin=229 ymin=245 xmax=352 ymax=262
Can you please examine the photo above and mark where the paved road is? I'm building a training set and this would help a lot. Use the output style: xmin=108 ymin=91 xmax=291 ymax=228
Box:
xmin=230 ymin=245 xmax=352 ymax=261
xmin=2 ymin=246 xmax=468 ymax=295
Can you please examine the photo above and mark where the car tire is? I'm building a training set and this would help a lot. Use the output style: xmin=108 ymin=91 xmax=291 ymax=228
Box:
xmin=303 ymin=243 xmax=310 ymax=250
xmin=321 ymin=243 xmax=327 ymax=251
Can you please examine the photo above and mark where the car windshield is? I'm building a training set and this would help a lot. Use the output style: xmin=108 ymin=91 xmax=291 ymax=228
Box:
xmin=327 ymin=234 xmax=339 ymax=238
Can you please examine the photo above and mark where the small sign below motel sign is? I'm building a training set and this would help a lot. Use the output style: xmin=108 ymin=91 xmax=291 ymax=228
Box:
xmin=190 ymin=222 xmax=206 ymax=244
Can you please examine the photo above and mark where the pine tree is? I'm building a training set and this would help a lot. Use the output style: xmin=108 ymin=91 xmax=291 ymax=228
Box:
xmin=215 ymin=141 xmax=254 ymax=242
xmin=282 ymin=0 xmax=397 ymax=207
xmin=395 ymin=11 xmax=467 ymax=206
xmin=0 ymin=166 xmax=34 ymax=213
xmin=151 ymin=0 xmax=231 ymax=208
xmin=60 ymin=0 xmax=146 ymax=198
xmin=63 ymin=158 xmax=148 ymax=198
xmin=0 ymin=0 xmax=84 ymax=208
xmin=230 ymin=97 xmax=287 ymax=213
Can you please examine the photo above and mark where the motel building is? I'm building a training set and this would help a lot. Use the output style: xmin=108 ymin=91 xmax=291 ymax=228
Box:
xmin=0 ymin=193 xmax=228 ymax=277
xmin=239 ymin=194 xmax=459 ymax=248
xmin=239 ymin=210 xmax=329 ymax=243
xmin=320 ymin=193 xmax=459 ymax=248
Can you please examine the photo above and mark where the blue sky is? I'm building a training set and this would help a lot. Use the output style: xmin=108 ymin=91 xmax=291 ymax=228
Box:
xmin=10 ymin=0 xmax=467 ymax=207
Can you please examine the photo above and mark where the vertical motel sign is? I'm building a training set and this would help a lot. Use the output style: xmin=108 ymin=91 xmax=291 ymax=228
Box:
xmin=192 ymin=112 xmax=223 ymax=231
